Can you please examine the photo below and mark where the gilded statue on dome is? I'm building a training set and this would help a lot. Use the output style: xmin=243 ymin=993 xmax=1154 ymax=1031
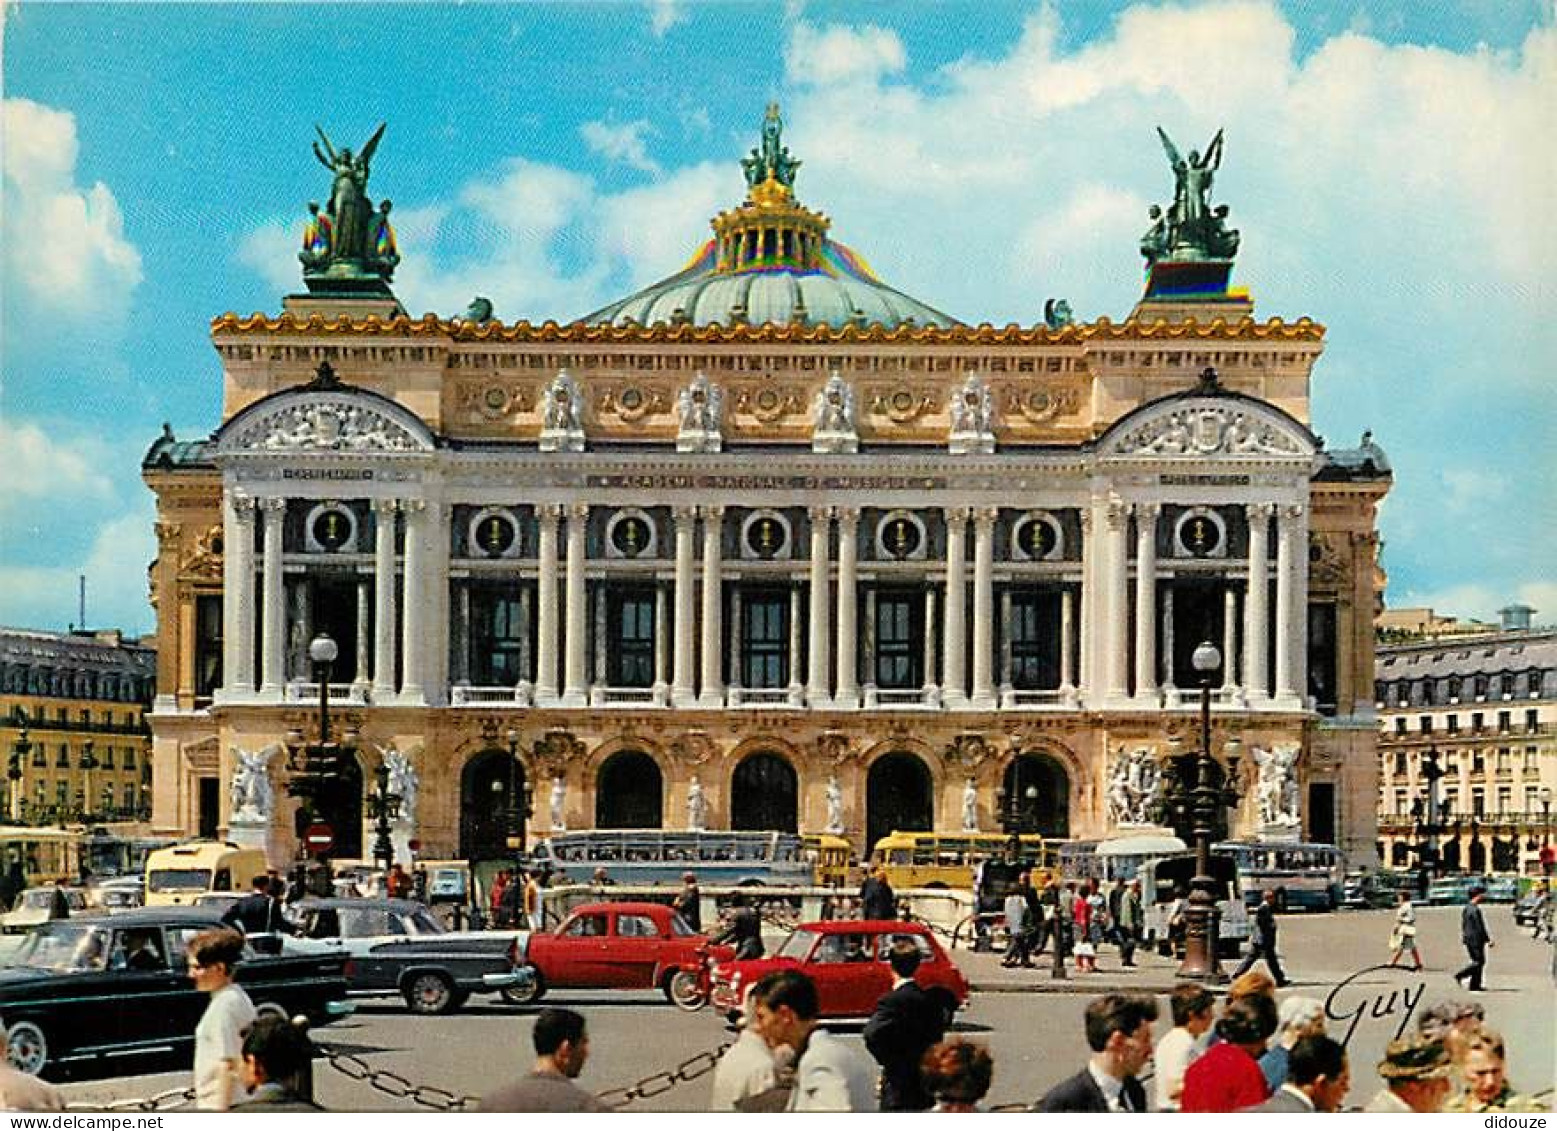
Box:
xmin=741 ymin=103 xmax=802 ymax=190
xmin=301 ymin=122 xmax=401 ymax=284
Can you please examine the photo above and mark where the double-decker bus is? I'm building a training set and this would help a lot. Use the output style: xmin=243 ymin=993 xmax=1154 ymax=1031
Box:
xmin=1214 ymin=840 xmax=1346 ymax=911
xmin=529 ymin=830 xmax=812 ymax=886
xmin=871 ymin=831 xmax=1055 ymax=890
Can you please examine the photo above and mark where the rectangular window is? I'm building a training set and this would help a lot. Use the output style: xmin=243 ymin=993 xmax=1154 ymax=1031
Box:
xmin=123 ymin=784 xmax=137 ymax=812
xmin=55 ymin=744 xmax=69 ymax=768
xmin=1447 ymin=714 xmax=1459 ymax=734
xmin=101 ymin=746 xmax=114 ymax=769
xmin=1524 ymin=746 xmax=1538 ymax=772
xmin=30 ymin=741 xmax=45 ymax=768
xmin=1526 ymin=709 xmax=1539 ymax=732
xmin=1393 ymin=749 xmax=1407 ymax=775
xmin=1471 ymin=789 xmax=1485 ymax=816
xmin=874 ymin=592 xmax=923 ymax=690
xmin=1497 ymin=787 xmax=1511 ymax=813
xmin=1474 ymin=675 xmax=1489 ymax=700
xmin=1395 ymin=789 xmax=1407 ymax=815
xmin=1471 ymin=750 xmax=1484 ymax=775
xmin=1495 ymin=747 xmax=1509 ymax=772
xmin=607 ymin=588 xmax=656 ymax=688
xmin=470 ymin=585 xmax=526 ymax=687
xmin=1394 ymin=717 xmax=1406 ymax=736
xmin=1527 ymin=788 xmax=1541 ymax=812
xmin=194 ymin=593 xmax=223 ymax=698
xmin=1307 ymin=602 xmax=1338 ymax=716
xmin=1008 ymin=591 xmax=1061 ymax=690
xmin=1497 ymin=710 xmax=1510 ymax=733
xmin=55 ymin=781 xmax=68 ymax=807
xmin=1471 ymin=712 xmax=1483 ymax=733
xmin=1418 ymin=716 xmax=1432 ymax=735
xmin=741 ymin=591 xmax=788 ymax=689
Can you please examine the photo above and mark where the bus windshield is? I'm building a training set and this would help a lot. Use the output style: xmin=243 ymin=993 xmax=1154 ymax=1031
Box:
xmin=147 ymin=868 xmax=211 ymax=893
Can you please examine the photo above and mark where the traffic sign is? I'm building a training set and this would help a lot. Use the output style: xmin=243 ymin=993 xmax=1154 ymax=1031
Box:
xmin=303 ymin=822 xmax=335 ymax=854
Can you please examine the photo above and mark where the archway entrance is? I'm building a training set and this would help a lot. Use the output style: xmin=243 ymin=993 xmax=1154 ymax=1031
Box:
xmin=1000 ymin=754 xmax=1070 ymax=838
xmin=596 ymin=751 xmax=663 ymax=829
xmin=730 ymin=753 xmax=797 ymax=832
xmin=461 ymin=748 xmax=526 ymax=862
xmin=866 ymin=753 xmax=933 ymax=853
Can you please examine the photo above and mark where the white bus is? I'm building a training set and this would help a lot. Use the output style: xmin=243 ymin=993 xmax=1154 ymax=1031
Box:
xmin=1214 ymin=840 xmax=1346 ymax=912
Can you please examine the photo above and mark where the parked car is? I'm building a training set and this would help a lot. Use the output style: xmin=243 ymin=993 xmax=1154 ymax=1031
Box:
xmin=508 ymin=901 xmax=727 ymax=1005
xmin=1483 ymin=877 xmax=1520 ymax=904
xmin=1 ymin=888 xmax=89 ymax=934
xmin=279 ymin=897 xmax=532 ymax=1014
xmin=417 ymin=860 xmax=471 ymax=907
xmin=1425 ymin=876 xmax=1481 ymax=905
xmin=86 ymin=876 xmax=145 ymax=912
xmin=710 ymin=920 xmax=970 ymax=1023
xmin=1340 ymin=870 xmax=1410 ymax=909
xmin=0 ymin=907 xmax=353 ymax=1076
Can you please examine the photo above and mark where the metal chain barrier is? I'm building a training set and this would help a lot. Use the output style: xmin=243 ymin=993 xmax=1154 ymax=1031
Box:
xmin=66 ymin=1085 xmax=197 ymax=1113
xmin=314 ymin=1039 xmax=480 ymax=1111
xmin=594 ymin=1040 xmax=733 ymax=1109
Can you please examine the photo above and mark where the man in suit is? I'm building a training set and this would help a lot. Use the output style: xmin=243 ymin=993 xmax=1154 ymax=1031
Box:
xmin=221 ymin=874 xmax=285 ymax=936
xmin=863 ymin=940 xmax=948 ymax=1110
xmin=860 ymin=866 xmax=897 ymax=921
xmin=1454 ymin=886 xmax=1493 ymax=991
xmin=1034 ymin=993 xmax=1157 ymax=1112
xmin=1242 ymin=1036 xmax=1349 ymax=1113
xmin=1232 ymin=888 xmax=1291 ymax=986
xmin=1116 ymin=879 xmax=1144 ymax=968
xmin=751 ymin=970 xmax=875 ymax=1112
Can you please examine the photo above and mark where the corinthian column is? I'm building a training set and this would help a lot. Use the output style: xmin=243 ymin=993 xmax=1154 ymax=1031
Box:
xmin=372 ymin=499 xmax=398 ymax=698
xmin=227 ymin=494 xmax=257 ymax=698
xmin=1078 ymin=508 xmax=1093 ymax=701
xmin=699 ymin=505 xmax=725 ymax=707
xmin=970 ymin=507 xmax=997 ymax=709
xmin=1133 ymin=503 xmax=1159 ymax=705
xmin=399 ymin=500 xmax=427 ymax=704
xmin=806 ymin=506 xmax=832 ymax=707
xmin=1275 ymin=503 xmax=1307 ymax=708
xmin=534 ymin=504 xmax=561 ymax=704
xmin=1244 ymin=503 xmax=1272 ymax=704
xmin=561 ymin=502 xmax=589 ymax=707
xmin=1103 ymin=498 xmax=1131 ymax=704
xmin=942 ymin=508 xmax=969 ymax=709
xmin=259 ymin=497 xmax=287 ymax=697
xmin=671 ymin=506 xmax=697 ymax=706
xmin=834 ymin=507 xmax=860 ymax=708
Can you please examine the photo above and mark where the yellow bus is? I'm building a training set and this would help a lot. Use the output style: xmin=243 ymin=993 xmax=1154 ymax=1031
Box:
xmin=800 ymin=834 xmax=852 ymax=887
xmin=871 ymin=831 xmax=1055 ymax=890
xmin=0 ymin=826 xmax=85 ymax=886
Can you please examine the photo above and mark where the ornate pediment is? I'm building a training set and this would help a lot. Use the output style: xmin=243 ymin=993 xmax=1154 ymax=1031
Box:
xmin=1104 ymin=395 xmax=1312 ymax=460
xmin=215 ymin=373 xmax=435 ymax=457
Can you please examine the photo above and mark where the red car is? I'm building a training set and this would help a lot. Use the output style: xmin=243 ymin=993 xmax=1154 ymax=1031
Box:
xmin=710 ymin=920 xmax=969 ymax=1021
xmin=509 ymin=901 xmax=729 ymax=1003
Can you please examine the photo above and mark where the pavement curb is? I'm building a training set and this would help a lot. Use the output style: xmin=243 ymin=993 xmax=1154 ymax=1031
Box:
xmin=971 ymin=980 xmax=1182 ymax=995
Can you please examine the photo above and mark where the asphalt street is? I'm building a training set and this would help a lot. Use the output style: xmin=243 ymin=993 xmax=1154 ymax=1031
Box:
xmin=53 ymin=904 xmax=1556 ymax=1112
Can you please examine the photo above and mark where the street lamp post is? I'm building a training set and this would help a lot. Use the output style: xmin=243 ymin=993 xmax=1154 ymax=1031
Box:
xmin=504 ymin=730 xmax=532 ymax=859
xmin=1542 ymin=787 xmax=1554 ymax=876
xmin=285 ymin=633 xmax=356 ymax=877
xmin=1177 ymin=641 xmax=1242 ymax=982
xmin=367 ymin=759 xmax=401 ymax=875
xmin=8 ymin=710 xmax=29 ymax=824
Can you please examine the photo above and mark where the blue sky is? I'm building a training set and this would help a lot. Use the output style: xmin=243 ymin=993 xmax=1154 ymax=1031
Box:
xmin=2 ymin=0 xmax=1553 ymax=637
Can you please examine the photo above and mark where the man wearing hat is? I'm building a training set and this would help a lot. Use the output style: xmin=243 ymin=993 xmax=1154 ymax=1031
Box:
xmin=1362 ymin=1035 xmax=1453 ymax=1112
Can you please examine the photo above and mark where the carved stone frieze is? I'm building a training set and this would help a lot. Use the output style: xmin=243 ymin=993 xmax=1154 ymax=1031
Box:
xmin=600 ymin=383 xmax=671 ymax=424
xmin=230 ymin=398 xmax=430 ymax=453
xmin=866 ymin=383 xmax=938 ymax=425
xmin=532 ymin=729 xmax=587 ymax=777
xmin=178 ymin=524 xmax=226 ymax=583
xmin=732 ymin=383 xmax=806 ymax=425
xmin=1112 ymin=402 xmax=1305 ymax=457
xmin=1308 ymin=531 xmax=1348 ymax=586
xmin=1003 ymin=385 xmax=1080 ymax=425
xmin=457 ymin=381 xmax=535 ymax=421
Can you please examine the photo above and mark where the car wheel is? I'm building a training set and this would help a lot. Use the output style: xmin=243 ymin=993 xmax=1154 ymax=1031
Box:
xmin=668 ymin=969 xmax=708 ymax=1011
xmin=404 ymin=972 xmax=457 ymax=1015
xmin=6 ymin=1021 xmax=49 ymax=1076
xmin=501 ymin=971 xmax=546 ymax=1006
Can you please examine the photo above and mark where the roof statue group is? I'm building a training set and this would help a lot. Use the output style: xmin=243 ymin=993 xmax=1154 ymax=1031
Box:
xmin=741 ymin=103 xmax=801 ymax=190
xmin=300 ymin=123 xmax=401 ymax=287
xmin=1140 ymin=127 xmax=1241 ymax=266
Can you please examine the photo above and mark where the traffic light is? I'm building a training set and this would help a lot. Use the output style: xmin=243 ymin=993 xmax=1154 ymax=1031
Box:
xmin=287 ymin=743 xmax=343 ymax=800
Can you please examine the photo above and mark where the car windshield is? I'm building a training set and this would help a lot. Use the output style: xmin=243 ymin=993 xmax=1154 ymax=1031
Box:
xmin=775 ymin=929 xmax=818 ymax=960
xmin=147 ymin=868 xmax=211 ymax=893
xmin=9 ymin=923 xmax=113 ymax=971
xmin=407 ymin=909 xmax=444 ymax=935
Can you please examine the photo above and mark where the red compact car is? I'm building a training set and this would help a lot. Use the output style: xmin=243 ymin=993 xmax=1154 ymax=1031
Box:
xmin=509 ymin=901 xmax=729 ymax=1003
xmin=710 ymin=920 xmax=969 ymax=1021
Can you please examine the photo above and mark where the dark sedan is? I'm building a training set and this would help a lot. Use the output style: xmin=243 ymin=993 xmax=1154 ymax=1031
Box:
xmin=0 ymin=908 xmax=353 ymax=1076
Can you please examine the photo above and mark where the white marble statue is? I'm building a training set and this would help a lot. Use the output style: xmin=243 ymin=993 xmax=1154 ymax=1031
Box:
xmin=230 ymin=744 xmax=276 ymax=824
xmin=686 ymin=775 xmax=708 ymax=832
xmin=961 ymin=778 xmax=979 ymax=832
xmin=948 ymin=371 xmax=996 ymax=454
xmin=539 ymin=369 xmax=586 ymax=452
xmin=379 ymin=744 xmax=419 ymax=827
xmin=549 ymin=774 xmax=567 ymax=831
xmin=676 ymin=371 xmax=724 ymax=453
xmin=1105 ymin=747 xmax=1161 ymax=826
xmin=824 ymin=775 xmax=845 ymax=835
xmin=1253 ymin=744 xmax=1301 ymax=827
xmin=812 ymin=370 xmax=858 ymax=453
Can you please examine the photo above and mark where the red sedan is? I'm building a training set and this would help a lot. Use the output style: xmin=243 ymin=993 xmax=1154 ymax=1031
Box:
xmin=510 ymin=901 xmax=729 ymax=1003
xmin=710 ymin=920 xmax=969 ymax=1021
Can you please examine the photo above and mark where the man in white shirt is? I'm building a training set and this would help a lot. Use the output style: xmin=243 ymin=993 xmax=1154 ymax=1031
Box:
xmin=1154 ymin=982 xmax=1215 ymax=1111
xmin=710 ymin=993 xmax=791 ymax=1110
xmin=188 ymin=927 xmax=257 ymax=1111
xmin=750 ymin=970 xmax=874 ymax=1112
xmin=1242 ymin=1036 xmax=1349 ymax=1112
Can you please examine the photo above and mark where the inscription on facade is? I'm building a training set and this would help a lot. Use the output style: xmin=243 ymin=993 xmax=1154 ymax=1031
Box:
xmin=282 ymin=468 xmax=376 ymax=481
xmin=1159 ymin=473 xmax=1250 ymax=486
xmin=587 ymin=473 xmax=945 ymax=491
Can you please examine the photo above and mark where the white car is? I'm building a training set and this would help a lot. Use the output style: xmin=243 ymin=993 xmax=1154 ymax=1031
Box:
xmin=1 ymin=887 xmax=89 ymax=934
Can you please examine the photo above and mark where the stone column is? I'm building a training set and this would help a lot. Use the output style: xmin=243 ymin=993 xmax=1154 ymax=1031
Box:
xmin=372 ymin=499 xmax=398 ymax=699
xmin=942 ymin=507 xmax=969 ymax=708
xmin=1133 ymin=502 xmax=1159 ymax=704
xmin=354 ymin=579 xmax=372 ymax=689
xmin=424 ymin=502 xmax=453 ymax=704
xmin=729 ymin=588 xmax=745 ymax=694
xmin=1103 ymin=498 xmax=1131 ymax=704
xmin=1059 ymin=587 xmax=1076 ymax=697
xmin=788 ymin=584 xmax=804 ymax=702
xmin=1160 ymin=587 xmax=1177 ymax=699
xmin=971 ymin=508 xmax=997 ymax=708
xmin=562 ymin=503 xmax=589 ymax=707
xmin=451 ymin=582 xmax=472 ymax=686
xmin=259 ymin=497 xmax=286 ymax=696
xmin=1244 ymin=503 xmax=1272 ymax=702
xmin=922 ymin=588 xmax=939 ymax=701
xmin=998 ymin=589 xmax=1014 ymax=698
xmin=671 ymin=506 xmax=697 ymax=706
xmin=534 ymin=505 xmax=561 ymax=703
xmin=834 ymin=507 xmax=859 ymax=708
xmin=1275 ymin=503 xmax=1307 ymax=707
xmin=699 ymin=505 xmax=725 ymax=706
xmin=653 ymin=584 xmax=669 ymax=695
xmin=1078 ymin=507 xmax=1094 ymax=700
xmin=862 ymin=587 xmax=878 ymax=699
xmin=288 ymin=580 xmax=312 ymax=682
xmin=1222 ymin=587 xmax=1240 ymax=694
xmin=591 ymin=579 xmax=608 ymax=700
xmin=229 ymin=495 xmax=257 ymax=696
xmin=399 ymin=500 xmax=427 ymax=703
xmin=517 ymin=586 xmax=533 ymax=690
xmin=806 ymin=507 xmax=832 ymax=707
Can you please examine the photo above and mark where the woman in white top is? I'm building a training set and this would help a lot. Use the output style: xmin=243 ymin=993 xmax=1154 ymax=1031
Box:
xmin=1388 ymin=889 xmax=1423 ymax=971
xmin=188 ymin=927 xmax=257 ymax=1111
xmin=1154 ymin=983 xmax=1216 ymax=1111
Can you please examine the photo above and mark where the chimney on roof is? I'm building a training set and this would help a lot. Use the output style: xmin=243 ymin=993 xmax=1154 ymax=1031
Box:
xmin=1498 ymin=604 xmax=1535 ymax=632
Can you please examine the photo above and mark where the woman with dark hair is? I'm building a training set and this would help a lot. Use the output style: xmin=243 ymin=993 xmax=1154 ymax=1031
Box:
xmin=234 ymin=1016 xmax=324 ymax=1111
xmin=921 ymin=1039 xmax=994 ymax=1112
xmin=1180 ymin=994 xmax=1277 ymax=1112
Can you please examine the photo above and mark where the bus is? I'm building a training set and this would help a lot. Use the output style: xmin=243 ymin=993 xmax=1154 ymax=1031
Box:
xmin=1061 ymin=834 xmax=1189 ymax=884
xmin=529 ymin=830 xmax=812 ymax=886
xmin=0 ymin=827 xmax=86 ymax=887
xmin=871 ymin=831 xmax=1055 ymax=890
xmin=800 ymin=834 xmax=852 ymax=887
xmin=1139 ymin=852 xmax=1251 ymax=956
xmin=1214 ymin=840 xmax=1346 ymax=911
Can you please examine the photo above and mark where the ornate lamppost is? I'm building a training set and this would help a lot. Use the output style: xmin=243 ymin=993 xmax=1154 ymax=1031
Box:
xmin=1177 ymin=641 xmax=1243 ymax=982
xmin=367 ymin=759 xmax=402 ymax=874
xmin=285 ymin=633 xmax=356 ymax=874
xmin=8 ymin=709 xmax=29 ymax=824
xmin=505 ymin=729 xmax=534 ymax=859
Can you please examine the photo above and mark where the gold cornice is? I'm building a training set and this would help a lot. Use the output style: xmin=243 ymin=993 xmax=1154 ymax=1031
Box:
xmin=211 ymin=312 xmax=1326 ymax=345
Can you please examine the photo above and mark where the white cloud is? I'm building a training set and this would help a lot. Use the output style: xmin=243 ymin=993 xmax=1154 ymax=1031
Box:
xmin=0 ymin=420 xmax=115 ymax=517
xmin=785 ymin=21 xmax=907 ymax=87
xmin=1 ymin=98 xmax=142 ymax=321
xmin=648 ymin=0 xmax=683 ymax=38
xmin=580 ymin=119 xmax=661 ymax=175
